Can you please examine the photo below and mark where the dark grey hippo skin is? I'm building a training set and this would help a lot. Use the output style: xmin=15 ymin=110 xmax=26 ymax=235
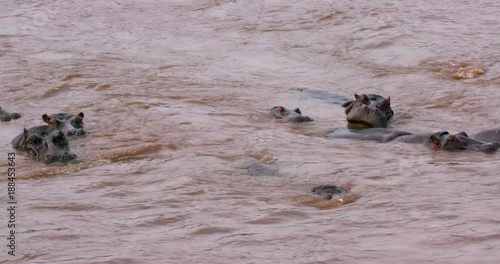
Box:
xmin=311 ymin=185 xmax=348 ymax=200
xmin=328 ymin=128 xmax=500 ymax=153
xmin=342 ymin=94 xmax=394 ymax=129
xmin=270 ymin=106 xmax=313 ymax=123
xmin=11 ymin=125 xmax=77 ymax=163
xmin=0 ymin=107 xmax=21 ymax=122
xmin=298 ymin=88 xmax=350 ymax=105
xmin=42 ymin=112 xmax=86 ymax=136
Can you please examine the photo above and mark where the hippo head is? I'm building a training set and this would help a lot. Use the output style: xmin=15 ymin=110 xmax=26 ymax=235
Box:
xmin=0 ymin=107 xmax=21 ymax=122
xmin=344 ymin=94 xmax=394 ymax=129
xmin=16 ymin=127 xmax=77 ymax=163
xmin=430 ymin=131 xmax=500 ymax=153
xmin=270 ymin=106 xmax=300 ymax=119
xmin=43 ymin=112 xmax=86 ymax=136
xmin=67 ymin=112 xmax=85 ymax=129
xmin=312 ymin=185 xmax=348 ymax=200
xmin=43 ymin=114 xmax=63 ymax=129
xmin=270 ymin=106 xmax=313 ymax=122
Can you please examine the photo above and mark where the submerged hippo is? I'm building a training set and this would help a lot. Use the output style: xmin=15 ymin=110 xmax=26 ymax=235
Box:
xmin=429 ymin=131 xmax=500 ymax=153
xmin=270 ymin=106 xmax=313 ymax=123
xmin=328 ymin=128 xmax=500 ymax=153
xmin=342 ymin=94 xmax=393 ymax=128
xmin=11 ymin=125 xmax=77 ymax=163
xmin=42 ymin=112 xmax=86 ymax=136
xmin=473 ymin=128 xmax=500 ymax=143
xmin=0 ymin=106 xmax=21 ymax=122
xmin=311 ymin=185 xmax=348 ymax=200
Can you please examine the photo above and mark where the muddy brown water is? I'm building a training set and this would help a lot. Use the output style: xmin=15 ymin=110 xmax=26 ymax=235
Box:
xmin=1 ymin=0 xmax=500 ymax=263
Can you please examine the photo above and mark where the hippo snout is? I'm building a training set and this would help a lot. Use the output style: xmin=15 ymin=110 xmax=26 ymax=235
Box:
xmin=478 ymin=142 xmax=500 ymax=154
xmin=44 ymin=152 xmax=77 ymax=164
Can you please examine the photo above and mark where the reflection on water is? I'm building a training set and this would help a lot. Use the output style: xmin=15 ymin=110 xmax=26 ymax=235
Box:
xmin=1 ymin=0 xmax=500 ymax=263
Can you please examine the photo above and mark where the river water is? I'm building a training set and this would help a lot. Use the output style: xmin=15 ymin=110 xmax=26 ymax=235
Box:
xmin=1 ymin=0 xmax=499 ymax=263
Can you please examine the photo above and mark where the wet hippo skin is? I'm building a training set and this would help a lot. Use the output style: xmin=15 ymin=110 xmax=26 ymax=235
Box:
xmin=270 ymin=106 xmax=313 ymax=123
xmin=326 ymin=128 xmax=412 ymax=143
xmin=311 ymin=185 xmax=348 ymax=200
xmin=429 ymin=131 xmax=500 ymax=153
xmin=328 ymin=129 xmax=500 ymax=153
xmin=11 ymin=125 xmax=77 ymax=163
xmin=342 ymin=94 xmax=394 ymax=129
xmin=473 ymin=128 xmax=500 ymax=143
xmin=43 ymin=112 xmax=86 ymax=136
xmin=0 ymin=106 xmax=21 ymax=122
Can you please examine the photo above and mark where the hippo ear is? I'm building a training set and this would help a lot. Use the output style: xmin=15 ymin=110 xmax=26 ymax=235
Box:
xmin=23 ymin=128 xmax=28 ymax=137
xmin=42 ymin=114 xmax=51 ymax=124
xmin=430 ymin=135 xmax=442 ymax=149
xmin=387 ymin=97 xmax=391 ymax=105
xmin=344 ymin=101 xmax=354 ymax=115
xmin=457 ymin=131 xmax=468 ymax=137
xmin=76 ymin=112 xmax=84 ymax=124
xmin=294 ymin=108 xmax=302 ymax=115
xmin=354 ymin=94 xmax=361 ymax=100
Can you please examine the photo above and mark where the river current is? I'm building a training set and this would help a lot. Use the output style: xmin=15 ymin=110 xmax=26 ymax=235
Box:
xmin=1 ymin=0 xmax=499 ymax=263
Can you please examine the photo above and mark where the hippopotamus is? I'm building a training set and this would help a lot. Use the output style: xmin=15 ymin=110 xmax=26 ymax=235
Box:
xmin=328 ymin=128 xmax=500 ymax=153
xmin=429 ymin=131 xmax=500 ymax=153
xmin=0 ymin=107 xmax=21 ymax=122
xmin=11 ymin=125 xmax=77 ymax=163
xmin=270 ymin=106 xmax=313 ymax=123
xmin=342 ymin=94 xmax=394 ymax=128
xmin=42 ymin=112 xmax=86 ymax=136
xmin=327 ymin=127 xmax=412 ymax=143
xmin=311 ymin=185 xmax=348 ymax=200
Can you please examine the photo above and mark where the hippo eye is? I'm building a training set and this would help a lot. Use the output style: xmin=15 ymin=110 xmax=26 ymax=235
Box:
xmin=448 ymin=137 xmax=456 ymax=143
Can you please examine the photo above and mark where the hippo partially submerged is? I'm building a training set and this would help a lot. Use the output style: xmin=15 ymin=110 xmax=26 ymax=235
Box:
xmin=342 ymin=94 xmax=394 ymax=128
xmin=11 ymin=125 xmax=77 ymax=163
xmin=429 ymin=131 xmax=500 ymax=153
xmin=0 ymin=106 xmax=21 ymax=122
xmin=296 ymin=90 xmax=497 ymax=150
xmin=270 ymin=106 xmax=313 ymax=123
xmin=311 ymin=185 xmax=348 ymax=200
xmin=42 ymin=112 xmax=86 ymax=136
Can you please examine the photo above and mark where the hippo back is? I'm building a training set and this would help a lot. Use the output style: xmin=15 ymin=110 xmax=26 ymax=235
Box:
xmin=474 ymin=128 xmax=500 ymax=143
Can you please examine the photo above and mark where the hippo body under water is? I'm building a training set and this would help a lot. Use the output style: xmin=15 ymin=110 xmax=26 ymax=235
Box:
xmin=327 ymin=128 xmax=412 ymax=143
xmin=311 ymin=185 xmax=348 ymax=200
xmin=474 ymin=128 xmax=500 ymax=143
xmin=328 ymin=128 xmax=500 ymax=153
xmin=429 ymin=131 xmax=500 ymax=153
xmin=11 ymin=125 xmax=77 ymax=163
xmin=270 ymin=106 xmax=313 ymax=123
xmin=43 ymin=112 xmax=86 ymax=136
xmin=324 ymin=93 xmax=500 ymax=153
xmin=298 ymin=88 xmax=350 ymax=105
xmin=0 ymin=107 xmax=21 ymax=122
